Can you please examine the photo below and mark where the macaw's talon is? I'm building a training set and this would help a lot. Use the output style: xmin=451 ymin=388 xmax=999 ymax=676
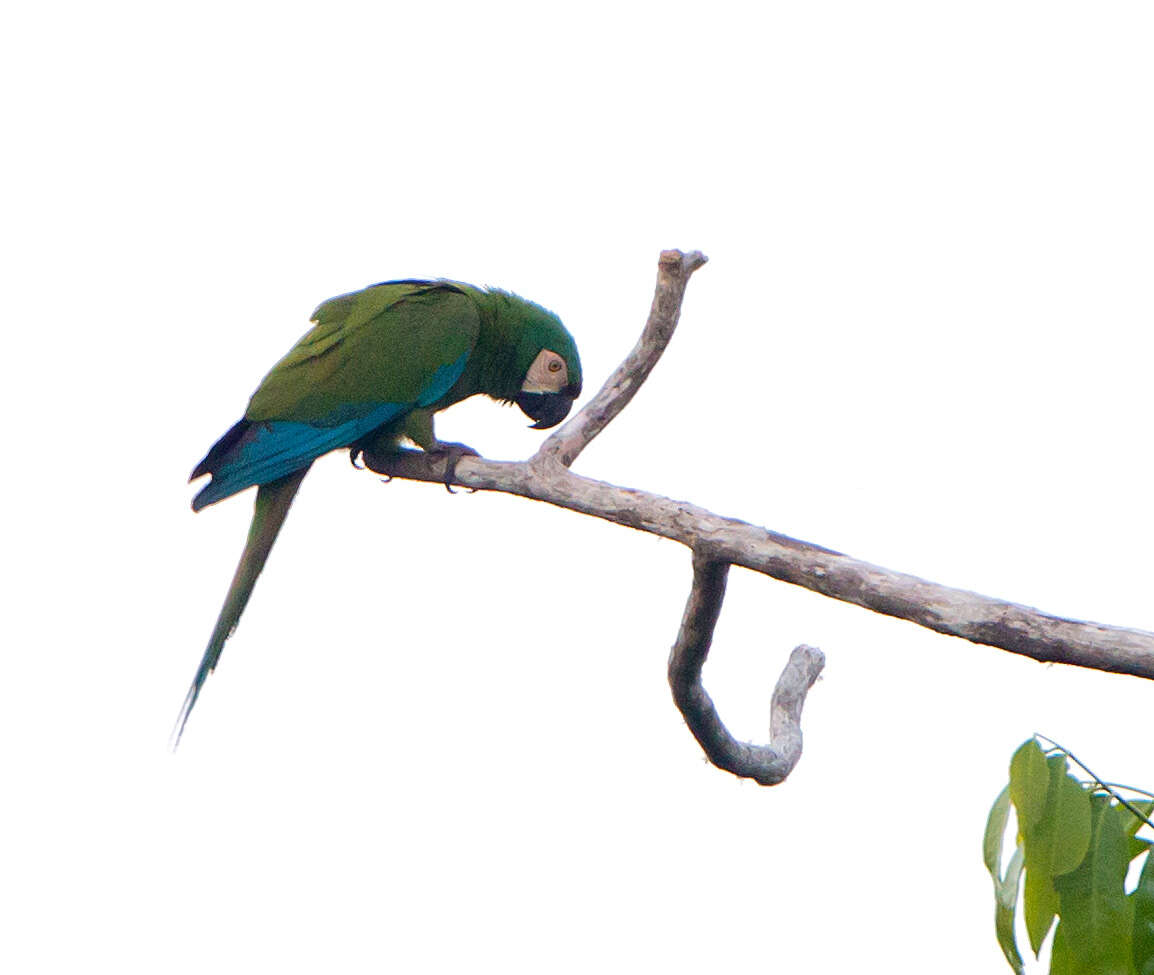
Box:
xmin=379 ymin=475 xmax=393 ymax=484
xmin=349 ymin=448 xmax=365 ymax=469
xmin=428 ymin=441 xmax=479 ymax=493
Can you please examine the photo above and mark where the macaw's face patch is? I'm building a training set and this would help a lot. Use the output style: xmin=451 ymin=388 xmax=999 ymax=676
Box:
xmin=520 ymin=348 xmax=571 ymax=394
xmin=517 ymin=349 xmax=580 ymax=429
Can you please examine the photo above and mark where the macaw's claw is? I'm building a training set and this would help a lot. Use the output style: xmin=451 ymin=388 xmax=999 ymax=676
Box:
xmin=349 ymin=448 xmax=365 ymax=469
xmin=428 ymin=441 xmax=479 ymax=493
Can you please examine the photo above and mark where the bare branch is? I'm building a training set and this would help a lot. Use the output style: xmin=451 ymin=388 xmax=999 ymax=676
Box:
xmin=365 ymin=448 xmax=1154 ymax=683
xmin=364 ymin=248 xmax=1154 ymax=781
xmin=668 ymin=554 xmax=825 ymax=785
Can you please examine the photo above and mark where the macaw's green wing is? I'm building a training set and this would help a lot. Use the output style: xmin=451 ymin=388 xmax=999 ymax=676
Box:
xmin=191 ymin=282 xmax=479 ymax=510
xmin=248 ymin=281 xmax=480 ymax=423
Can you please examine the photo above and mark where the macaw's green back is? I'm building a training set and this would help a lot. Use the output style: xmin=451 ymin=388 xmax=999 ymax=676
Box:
xmin=176 ymin=279 xmax=581 ymax=743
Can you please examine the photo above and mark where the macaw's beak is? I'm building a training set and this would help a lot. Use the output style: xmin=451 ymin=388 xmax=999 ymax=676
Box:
xmin=516 ymin=384 xmax=580 ymax=429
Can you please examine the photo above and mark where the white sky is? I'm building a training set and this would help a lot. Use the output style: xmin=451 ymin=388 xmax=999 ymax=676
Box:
xmin=4 ymin=2 xmax=1152 ymax=972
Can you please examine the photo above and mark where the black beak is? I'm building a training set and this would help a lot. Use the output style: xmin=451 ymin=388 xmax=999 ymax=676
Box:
xmin=516 ymin=385 xmax=579 ymax=430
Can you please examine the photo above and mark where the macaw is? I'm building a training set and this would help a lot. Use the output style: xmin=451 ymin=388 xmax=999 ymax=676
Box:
xmin=176 ymin=279 xmax=582 ymax=742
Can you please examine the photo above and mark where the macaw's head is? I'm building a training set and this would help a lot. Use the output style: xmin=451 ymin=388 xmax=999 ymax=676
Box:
xmin=517 ymin=346 xmax=582 ymax=428
xmin=506 ymin=299 xmax=583 ymax=429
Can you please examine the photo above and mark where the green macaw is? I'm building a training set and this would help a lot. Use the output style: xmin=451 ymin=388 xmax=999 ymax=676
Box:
xmin=177 ymin=279 xmax=582 ymax=742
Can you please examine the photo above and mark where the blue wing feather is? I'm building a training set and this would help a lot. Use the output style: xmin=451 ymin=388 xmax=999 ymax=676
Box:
xmin=191 ymin=404 xmax=404 ymax=511
xmin=415 ymin=353 xmax=469 ymax=407
xmin=191 ymin=351 xmax=470 ymax=511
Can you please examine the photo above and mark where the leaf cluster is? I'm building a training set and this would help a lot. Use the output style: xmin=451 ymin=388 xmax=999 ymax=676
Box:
xmin=984 ymin=738 xmax=1154 ymax=975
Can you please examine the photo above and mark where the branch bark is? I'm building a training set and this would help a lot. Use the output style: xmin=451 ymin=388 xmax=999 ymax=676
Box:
xmin=365 ymin=249 xmax=1154 ymax=784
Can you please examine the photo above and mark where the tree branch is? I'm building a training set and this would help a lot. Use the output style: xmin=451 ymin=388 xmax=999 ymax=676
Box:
xmin=364 ymin=249 xmax=1154 ymax=782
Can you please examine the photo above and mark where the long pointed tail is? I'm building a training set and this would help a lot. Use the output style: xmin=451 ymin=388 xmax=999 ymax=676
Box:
xmin=173 ymin=465 xmax=310 ymax=747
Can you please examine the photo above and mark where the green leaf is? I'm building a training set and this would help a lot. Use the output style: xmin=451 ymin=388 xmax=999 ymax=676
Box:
xmin=1020 ymin=754 xmax=1093 ymax=955
xmin=985 ymin=786 xmax=1025 ymax=973
xmin=1052 ymin=918 xmax=1074 ymax=974
xmin=1010 ymin=739 xmax=1051 ymax=834
xmin=1134 ymin=851 xmax=1154 ymax=975
xmin=1053 ymin=795 xmax=1134 ymax=975
xmin=1047 ymin=756 xmax=1094 ymax=876
xmin=994 ymin=844 xmax=1026 ymax=975
xmin=985 ymin=786 xmax=1012 ymax=881
xmin=1022 ymin=838 xmax=1059 ymax=953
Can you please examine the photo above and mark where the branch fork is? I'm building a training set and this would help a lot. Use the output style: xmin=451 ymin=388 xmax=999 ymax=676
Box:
xmin=366 ymin=249 xmax=1154 ymax=786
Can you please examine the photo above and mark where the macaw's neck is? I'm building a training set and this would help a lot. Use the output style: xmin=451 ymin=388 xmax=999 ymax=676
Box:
xmin=466 ymin=288 xmax=547 ymax=403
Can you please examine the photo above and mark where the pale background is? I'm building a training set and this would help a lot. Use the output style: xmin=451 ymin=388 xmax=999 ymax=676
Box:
xmin=3 ymin=2 xmax=1152 ymax=972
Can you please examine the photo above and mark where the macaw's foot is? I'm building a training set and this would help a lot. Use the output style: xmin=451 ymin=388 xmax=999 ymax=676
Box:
xmin=427 ymin=441 xmax=479 ymax=493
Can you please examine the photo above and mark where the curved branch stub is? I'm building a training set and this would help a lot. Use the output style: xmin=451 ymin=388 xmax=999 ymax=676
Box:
xmin=535 ymin=249 xmax=707 ymax=468
xmin=669 ymin=555 xmax=825 ymax=786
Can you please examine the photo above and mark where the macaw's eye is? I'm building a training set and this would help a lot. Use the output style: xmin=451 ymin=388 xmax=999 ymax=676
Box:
xmin=548 ymin=359 xmax=562 ymax=373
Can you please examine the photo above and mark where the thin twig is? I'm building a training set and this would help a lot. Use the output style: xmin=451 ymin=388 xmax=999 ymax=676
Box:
xmin=1098 ymin=784 xmax=1154 ymax=801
